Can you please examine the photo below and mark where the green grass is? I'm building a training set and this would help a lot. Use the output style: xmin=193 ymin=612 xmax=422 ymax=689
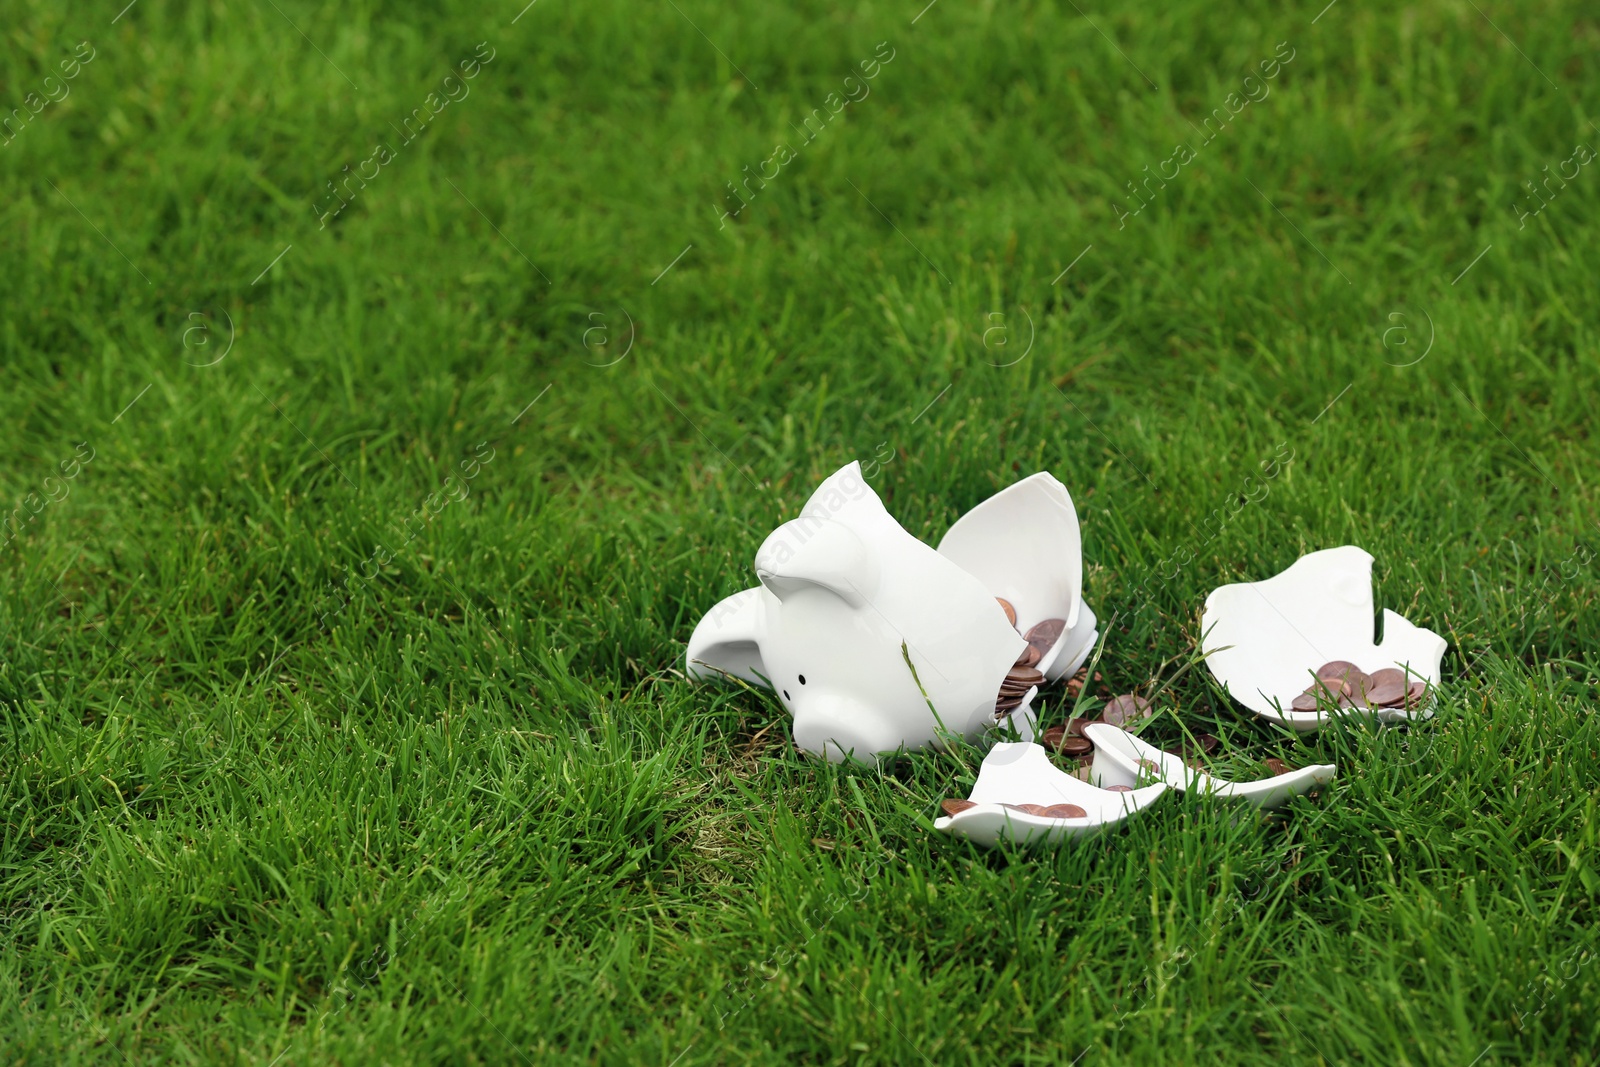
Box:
xmin=2 ymin=0 xmax=1598 ymax=1062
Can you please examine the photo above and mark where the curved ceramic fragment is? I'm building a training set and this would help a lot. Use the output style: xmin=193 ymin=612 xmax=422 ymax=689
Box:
xmin=934 ymin=742 xmax=1167 ymax=848
xmin=687 ymin=463 xmax=1095 ymax=764
xmin=1083 ymin=724 xmax=1336 ymax=810
xmin=1201 ymin=546 xmax=1446 ymax=731
xmin=937 ymin=472 xmax=1097 ymax=682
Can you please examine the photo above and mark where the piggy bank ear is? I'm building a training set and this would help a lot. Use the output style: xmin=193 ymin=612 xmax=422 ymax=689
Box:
xmin=755 ymin=516 xmax=879 ymax=607
xmin=686 ymin=587 xmax=771 ymax=686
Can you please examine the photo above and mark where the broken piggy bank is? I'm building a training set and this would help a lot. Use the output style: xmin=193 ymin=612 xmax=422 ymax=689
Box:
xmin=685 ymin=462 xmax=1098 ymax=763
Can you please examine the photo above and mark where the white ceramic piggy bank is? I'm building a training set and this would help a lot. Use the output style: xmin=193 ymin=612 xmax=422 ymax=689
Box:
xmin=685 ymin=462 xmax=1098 ymax=762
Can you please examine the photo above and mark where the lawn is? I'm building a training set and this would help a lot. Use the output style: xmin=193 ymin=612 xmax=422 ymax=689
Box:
xmin=2 ymin=0 xmax=1598 ymax=1062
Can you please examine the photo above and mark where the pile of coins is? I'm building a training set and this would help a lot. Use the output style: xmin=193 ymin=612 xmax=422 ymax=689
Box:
xmin=993 ymin=598 xmax=1066 ymax=719
xmin=1036 ymin=692 xmax=1156 ymax=780
xmin=935 ymin=604 xmax=1321 ymax=820
xmin=941 ymin=799 xmax=1086 ymax=819
xmin=940 ymin=686 xmax=1310 ymax=817
xmin=1288 ymin=661 xmax=1430 ymax=712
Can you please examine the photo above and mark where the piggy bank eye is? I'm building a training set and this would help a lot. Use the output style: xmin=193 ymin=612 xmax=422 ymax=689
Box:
xmin=799 ymin=674 xmax=807 ymax=685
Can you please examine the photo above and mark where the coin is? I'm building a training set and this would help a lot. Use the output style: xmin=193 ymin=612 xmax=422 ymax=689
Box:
xmin=1317 ymin=660 xmax=1361 ymax=680
xmin=1105 ymin=785 xmax=1133 ymax=792
xmin=1002 ymin=802 xmax=1049 ymax=816
xmin=941 ymin=799 xmax=976 ymax=816
xmin=1263 ymin=758 xmax=1293 ymax=776
xmin=1013 ymin=643 xmax=1042 ymax=669
xmin=1007 ymin=666 xmax=1046 ymax=687
xmin=1040 ymin=803 xmax=1087 ymax=819
xmin=1308 ymin=675 xmax=1347 ymax=701
xmin=1402 ymin=680 xmax=1429 ymax=707
xmin=1024 ymin=618 xmax=1066 ymax=654
xmin=1061 ymin=736 xmax=1093 ymax=757
xmin=1103 ymin=694 xmax=1153 ymax=727
xmin=1137 ymin=759 xmax=1162 ymax=774
xmin=1040 ymin=725 xmax=1067 ymax=751
xmin=1171 ymin=734 xmax=1220 ymax=759
xmin=997 ymin=597 xmax=1017 ymax=626
xmin=1291 ymin=692 xmax=1319 ymax=712
xmin=1365 ymin=668 xmax=1407 ymax=706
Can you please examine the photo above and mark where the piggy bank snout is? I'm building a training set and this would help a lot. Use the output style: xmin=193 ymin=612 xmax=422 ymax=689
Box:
xmin=791 ymin=692 xmax=902 ymax=764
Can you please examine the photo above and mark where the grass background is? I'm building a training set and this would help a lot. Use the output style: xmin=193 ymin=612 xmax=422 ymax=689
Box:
xmin=2 ymin=0 xmax=1598 ymax=1062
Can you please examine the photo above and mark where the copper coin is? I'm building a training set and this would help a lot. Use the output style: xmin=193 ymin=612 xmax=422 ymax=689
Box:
xmin=996 ymin=597 xmax=1017 ymax=626
xmin=1060 ymin=736 xmax=1093 ymax=757
xmin=1291 ymin=692 xmax=1319 ymax=712
xmin=1263 ymin=758 xmax=1293 ymax=776
xmin=1040 ymin=803 xmax=1087 ymax=819
xmin=1170 ymin=737 xmax=1212 ymax=757
xmin=1103 ymin=694 xmax=1153 ymax=727
xmin=1013 ymin=643 xmax=1042 ymax=669
xmin=1002 ymin=802 xmax=1049 ymax=815
xmin=1040 ymin=725 xmax=1067 ymax=751
xmin=1105 ymin=784 xmax=1133 ymax=792
xmin=1007 ymin=666 xmax=1046 ymax=687
xmin=1402 ymin=680 xmax=1429 ymax=707
xmin=1024 ymin=618 xmax=1066 ymax=654
xmin=941 ymin=799 xmax=976 ymax=816
xmin=1171 ymin=734 xmax=1220 ymax=760
xmin=1137 ymin=759 xmax=1162 ymax=774
xmin=1365 ymin=668 xmax=1407 ymax=706
xmin=1317 ymin=660 xmax=1361 ymax=680
xmin=1307 ymin=676 xmax=1347 ymax=701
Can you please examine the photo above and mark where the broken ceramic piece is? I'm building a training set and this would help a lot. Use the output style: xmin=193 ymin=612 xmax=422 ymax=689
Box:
xmin=1083 ymin=723 xmax=1336 ymax=809
xmin=1201 ymin=546 xmax=1446 ymax=731
xmin=686 ymin=462 xmax=1097 ymax=762
xmin=935 ymin=473 xmax=1099 ymax=683
xmin=934 ymin=741 xmax=1167 ymax=847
